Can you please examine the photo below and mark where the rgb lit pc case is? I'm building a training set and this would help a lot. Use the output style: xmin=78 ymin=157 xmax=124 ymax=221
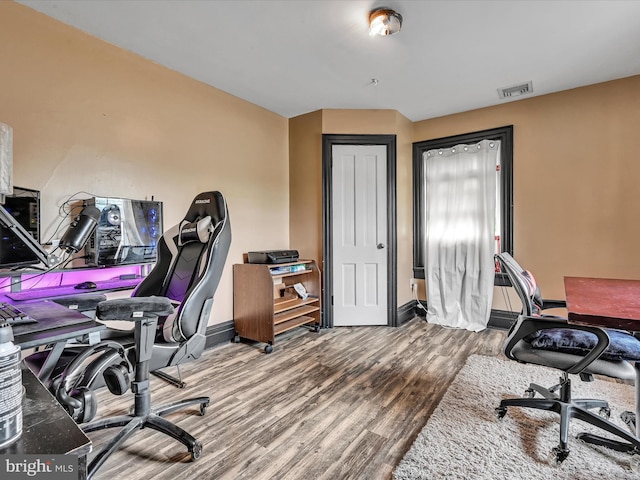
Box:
xmin=84 ymin=197 xmax=163 ymax=266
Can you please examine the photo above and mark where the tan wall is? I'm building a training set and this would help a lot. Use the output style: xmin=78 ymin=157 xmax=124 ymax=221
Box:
xmin=289 ymin=109 xmax=415 ymax=307
xmin=0 ymin=2 xmax=290 ymax=325
xmin=392 ymin=112 xmax=415 ymax=306
xmin=289 ymin=110 xmax=323 ymax=263
xmin=321 ymin=109 xmax=400 ymax=134
xmin=414 ymin=75 xmax=640 ymax=305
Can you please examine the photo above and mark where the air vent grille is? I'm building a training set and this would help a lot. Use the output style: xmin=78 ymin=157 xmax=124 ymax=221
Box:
xmin=498 ymin=81 xmax=533 ymax=99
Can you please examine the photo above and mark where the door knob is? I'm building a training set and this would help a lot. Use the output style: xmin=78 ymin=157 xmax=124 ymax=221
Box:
xmin=377 ymin=243 xmax=385 ymax=249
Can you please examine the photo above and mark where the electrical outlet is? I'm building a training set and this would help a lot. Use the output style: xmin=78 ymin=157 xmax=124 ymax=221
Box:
xmin=410 ymin=278 xmax=416 ymax=289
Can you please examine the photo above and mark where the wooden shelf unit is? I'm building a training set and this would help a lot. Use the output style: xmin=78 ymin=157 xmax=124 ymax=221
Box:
xmin=233 ymin=260 xmax=321 ymax=352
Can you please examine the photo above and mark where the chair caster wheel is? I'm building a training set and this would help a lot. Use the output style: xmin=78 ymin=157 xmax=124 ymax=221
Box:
xmin=599 ymin=406 xmax=611 ymax=419
xmin=548 ymin=446 xmax=569 ymax=465
xmin=524 ymin=388 xmax=535 ymax=398
xmin=621 ymin=411 xmax=637 ymax=433
xmin=264 ymin=344 xmax=273 ymax=354
xmin=191 ymin=442 xmax=203 ymax=461
xmin=200 ymin=403 xmax=209 ymax=416
xmin=495 ymin=406 xmax=507 ymax=420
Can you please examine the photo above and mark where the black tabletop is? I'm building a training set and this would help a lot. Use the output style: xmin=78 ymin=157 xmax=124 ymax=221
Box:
xmin=0 ymin=364 xmax=92 ymax=456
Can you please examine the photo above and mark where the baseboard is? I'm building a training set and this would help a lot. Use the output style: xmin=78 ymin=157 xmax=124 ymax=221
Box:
xmin=207 ymin=303 xmax=423 ymax=346
xmin=204 ymin=306 xmax=516 ymax=348
xmin=397 ymin=301 xmax=418 ymax=326
xmin=204 ymin=320 xmax=236 ymax=349
xmin=415 ymin=300 xmax=427 ymax=319
xmin=400 ymin=300 xmax=515 ymax=331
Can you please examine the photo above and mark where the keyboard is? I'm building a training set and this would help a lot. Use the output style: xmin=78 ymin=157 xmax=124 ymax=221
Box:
xmin=0 ymin=302 xmax=38 ymax=326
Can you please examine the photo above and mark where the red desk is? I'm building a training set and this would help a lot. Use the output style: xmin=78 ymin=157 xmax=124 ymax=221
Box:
xmin=565 ymin=276 xmax=640 ymax=437
xmin=565 ymin=276 xmax=640 ymax=331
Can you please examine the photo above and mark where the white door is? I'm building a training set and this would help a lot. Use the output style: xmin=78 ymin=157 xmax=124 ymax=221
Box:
xmin=332 ymin=144 xmax=387 ymax=326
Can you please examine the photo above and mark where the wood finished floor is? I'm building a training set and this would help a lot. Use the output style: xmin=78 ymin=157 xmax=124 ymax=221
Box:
xmin=90 ymin=317 xmax=507 ymax=480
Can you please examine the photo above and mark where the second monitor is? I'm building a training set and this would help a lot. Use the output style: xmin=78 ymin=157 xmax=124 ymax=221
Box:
xmin=84 ymin=196 xmax=163 ymax=267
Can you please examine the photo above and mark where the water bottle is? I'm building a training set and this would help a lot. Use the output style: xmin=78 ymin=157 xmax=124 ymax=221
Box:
xmin=0 ymin=322 xmax=22 ymax=448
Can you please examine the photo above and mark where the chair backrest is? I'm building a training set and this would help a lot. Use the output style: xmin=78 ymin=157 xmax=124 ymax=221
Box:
xmin=133 ymin=191 xmax=231 ymax=343
xmin=495 ymin=252 xmax=544 ymax=317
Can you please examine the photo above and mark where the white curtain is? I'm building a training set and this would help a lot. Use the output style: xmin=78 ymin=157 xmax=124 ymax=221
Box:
xmin=423 ymin=139 xmax=499 ymax=332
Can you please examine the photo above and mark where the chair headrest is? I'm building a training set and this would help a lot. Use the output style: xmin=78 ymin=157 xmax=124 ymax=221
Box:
xmin=178 ymin=216 xmax=212 ymax=246
xmin=183 ymin=191 xmax=226 ymax=224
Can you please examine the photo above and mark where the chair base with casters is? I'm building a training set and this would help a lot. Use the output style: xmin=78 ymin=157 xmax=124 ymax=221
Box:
xmin=82 ymin=297 xmax=209 ymax=480
xmin=495 ymin=315 xmax=640 ymax=466
xmin=496 ymin=370 xmax=640 ymax=464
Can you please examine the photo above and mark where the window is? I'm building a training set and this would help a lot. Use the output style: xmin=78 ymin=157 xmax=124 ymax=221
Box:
xmin=412 ymin=125 xmax=513 ymax=282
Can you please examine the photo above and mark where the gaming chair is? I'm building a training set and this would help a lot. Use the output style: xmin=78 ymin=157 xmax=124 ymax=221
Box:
xmin=25 ymin=191 xmax=230 ymax=467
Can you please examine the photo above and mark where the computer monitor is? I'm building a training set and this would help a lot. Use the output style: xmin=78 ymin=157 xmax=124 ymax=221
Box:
xmin=0 ymin=222 xmax=41 ymax=269
xmin=0 ymin=200 xmax=46 ymax=269
xmin=3 ymin=186 xmax=40 ymax=241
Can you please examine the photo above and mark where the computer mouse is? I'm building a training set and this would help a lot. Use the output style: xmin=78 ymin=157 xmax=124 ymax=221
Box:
xmin=74 ymin=281 xmax=98 ymax=290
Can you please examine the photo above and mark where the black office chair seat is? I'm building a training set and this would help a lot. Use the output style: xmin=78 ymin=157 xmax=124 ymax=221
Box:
xmin=511 ymin=327 xmax=640 ymax=379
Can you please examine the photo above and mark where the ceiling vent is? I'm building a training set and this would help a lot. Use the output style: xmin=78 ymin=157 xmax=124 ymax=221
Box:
xmin=497 ymin=81 xmax=533 ymax=99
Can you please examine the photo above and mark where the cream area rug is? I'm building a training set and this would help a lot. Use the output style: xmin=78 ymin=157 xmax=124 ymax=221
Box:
xmin=394 ymin=354 xmax=639 ymax=479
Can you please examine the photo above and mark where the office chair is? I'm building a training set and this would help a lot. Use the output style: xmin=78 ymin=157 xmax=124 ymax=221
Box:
xmin=27 ymin=191 xmax=230 ymax=476
xmin=495 ymin=252 xmax=640 ymax=465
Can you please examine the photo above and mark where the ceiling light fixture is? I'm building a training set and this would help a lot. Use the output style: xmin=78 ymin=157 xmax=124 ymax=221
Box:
xmin=369 ymin=8 xmax=402 ymax=37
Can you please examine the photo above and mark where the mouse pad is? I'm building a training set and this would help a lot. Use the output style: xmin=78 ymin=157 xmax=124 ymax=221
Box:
xmin=9 ymin=300 xmax=94 ymax=333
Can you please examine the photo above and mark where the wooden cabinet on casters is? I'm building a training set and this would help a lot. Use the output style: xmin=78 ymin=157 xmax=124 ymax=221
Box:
xmin=233 ymin=260 xmax=321 ymax=353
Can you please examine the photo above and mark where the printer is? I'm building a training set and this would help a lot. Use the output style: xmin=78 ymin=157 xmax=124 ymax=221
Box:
xmin=247 ymin=250 xmax=299 ymax=264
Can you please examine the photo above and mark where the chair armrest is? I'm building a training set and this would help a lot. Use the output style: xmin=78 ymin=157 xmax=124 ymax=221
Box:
xmin=541 ymin=299 xmax=567 ymax=310
xmin=97 ymin=297 xmax=174 ymax=321
xmin=53 ymin=293 xmax=107 ymax=311
xmin=504 ymin=315 xmax=611 ymax=375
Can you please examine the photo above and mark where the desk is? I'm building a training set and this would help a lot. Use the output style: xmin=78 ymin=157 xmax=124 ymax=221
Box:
xmin=10 ymin=300 xmax=106 ymax=384
xmin=565 ymin=276 xmax=640 ymax=331
xmin=0 ymin=364 xmax=92 ymax=479
xmin=5 ymin=277 xmax=141 ymax=302
xmin=565 ymin=276 xmax=640 ymax=438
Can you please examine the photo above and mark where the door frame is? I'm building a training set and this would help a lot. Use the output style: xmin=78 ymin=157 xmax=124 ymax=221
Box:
xmin=322 ymin=134 xmax=397 ymax=328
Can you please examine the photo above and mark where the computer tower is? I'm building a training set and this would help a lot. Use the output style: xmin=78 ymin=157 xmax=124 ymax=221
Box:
xmin=84 ymin=197 xmax=163 ymax=266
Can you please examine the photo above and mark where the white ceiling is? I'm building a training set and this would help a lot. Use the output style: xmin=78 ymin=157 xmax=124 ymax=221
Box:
xmin=16 ymin=0 xmax=640 ymax=122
